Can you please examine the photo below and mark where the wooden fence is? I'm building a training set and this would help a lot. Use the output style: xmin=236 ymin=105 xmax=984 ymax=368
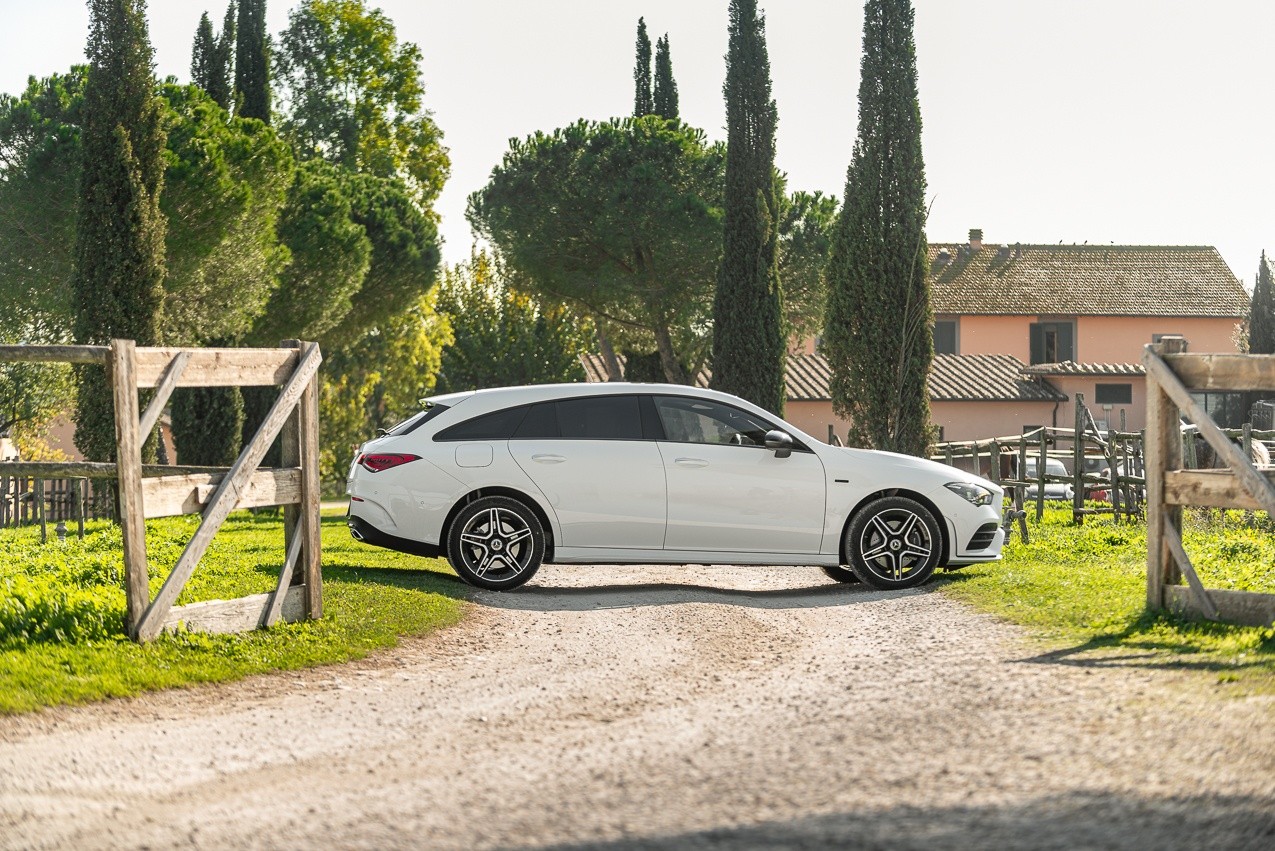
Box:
xmin=0 ymin=471 xmax=114 ymax=540
xmin=0 ymin=340 xmax=322 ymax=642
xmin=932 ymin=406 xmax=1148 ymax=527
xmin=933 ymin=402 xmax=1274 ymax=534
xmin=1144 ymin=337 xmax=1275 ymax=627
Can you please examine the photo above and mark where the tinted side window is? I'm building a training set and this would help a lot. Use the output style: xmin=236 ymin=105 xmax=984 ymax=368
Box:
xmin=556 ymin=396 xmax=643 ymax=440
xmin=435 ymin=405 xmax=528 ymax=441
xmin=513 ymin=402 xmax=561 ymax=438
xmin=654 ymin=395 xmax=783 ymax=448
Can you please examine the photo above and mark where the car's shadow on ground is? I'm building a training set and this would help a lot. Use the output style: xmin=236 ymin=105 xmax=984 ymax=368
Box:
xmin=471 ymin=576 xmax=929 ymax=612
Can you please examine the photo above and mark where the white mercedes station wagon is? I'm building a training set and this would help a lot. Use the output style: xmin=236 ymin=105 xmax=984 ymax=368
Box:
xmin=346 ymin=383 xmax=1005 ymax=591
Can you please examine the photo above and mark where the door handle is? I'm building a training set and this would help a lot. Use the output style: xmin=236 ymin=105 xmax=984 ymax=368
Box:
xmin=674 ymin=457 xmax=708 ymax=467
xmin=531 ymin=454 xmax=566 ymax=464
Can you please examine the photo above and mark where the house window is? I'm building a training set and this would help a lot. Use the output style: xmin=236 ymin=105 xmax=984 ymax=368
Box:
xmin=933 ymin=319 xmax=958 ymax=355
xmin=1094 ymin=383 xmax=1132 ymax=405
xmin=1029 ymin=321 xmax=1075 ymax=364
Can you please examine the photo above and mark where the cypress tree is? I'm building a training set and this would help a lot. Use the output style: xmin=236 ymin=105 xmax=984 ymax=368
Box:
xmin=235 ymin=0 xmax=275 ymax=463
xmin=823 ymin=0 xmax=932 ymax=455
xmin=179 ymin=4 xmax=241 ymax=463
xmin=710 ymin=0 xmax=785 ymax=414
xmin=212 ymin=3 xmax=236 ymax=109
xmin=72 ymin=0 xmax=167 ymax=462
xmin=235 ymin=0 xmax=269 ymax=122
xmin=634 ymin=17 xmax=653 ymax=118
xmin=1250 ymin=252 xmax=1275 ymax=355
xmin=653 ymin=34 xmax=679 ymax=120
xmin=191 ymin=6 xmax=234 ymax=109
xmin=171 ymin=382 xmax=245 ymax=466
xmin=191 ymin=13 xmax=217 ymax=95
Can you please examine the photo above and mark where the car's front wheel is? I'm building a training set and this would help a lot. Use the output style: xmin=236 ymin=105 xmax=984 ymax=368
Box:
xmin=844 ymin=496 xmax=941 ymax=590
xmin=446 ymin=496 xmax=545 ymax=591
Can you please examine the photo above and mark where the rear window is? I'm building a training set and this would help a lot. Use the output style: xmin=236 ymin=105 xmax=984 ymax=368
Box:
xmin=385 ymin=403 xmax=450 ymax=436
xmin=434 ymin=405 xmax=529 ymax=441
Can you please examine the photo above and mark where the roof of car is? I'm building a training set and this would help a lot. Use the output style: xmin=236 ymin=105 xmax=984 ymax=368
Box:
xmin=420 ymin=382 xmax=818 ymax=444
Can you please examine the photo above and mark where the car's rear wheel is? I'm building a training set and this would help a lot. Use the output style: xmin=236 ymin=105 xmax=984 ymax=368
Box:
xmin=844 ymin=496 xmax=941 ymax=590
xmin=820 ymin=564 xmax=862 ymax=584
xmin=447 ymin=496 xmax=545 ymax=591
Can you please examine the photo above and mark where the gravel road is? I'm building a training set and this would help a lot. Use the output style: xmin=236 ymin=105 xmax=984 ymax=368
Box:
xmin=2 ymin=564 xmax=1273 ymax=850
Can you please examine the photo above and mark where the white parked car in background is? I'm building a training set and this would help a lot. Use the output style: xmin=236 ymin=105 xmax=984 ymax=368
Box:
xmin=1023 ymin=457 xmax=1074 ymax=502
xmin=346 ymin=384 xmax=1005 ymax=591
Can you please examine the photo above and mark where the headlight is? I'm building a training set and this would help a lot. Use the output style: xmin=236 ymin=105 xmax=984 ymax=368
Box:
xmin=944 ymin=481 xmax=994 ymax=506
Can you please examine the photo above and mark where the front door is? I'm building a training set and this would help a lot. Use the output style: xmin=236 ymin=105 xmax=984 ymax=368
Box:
xmin=653 ymin=395 xmax=825 ymax=553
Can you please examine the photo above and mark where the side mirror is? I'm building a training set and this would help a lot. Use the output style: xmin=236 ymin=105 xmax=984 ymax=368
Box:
xmin=764 ymin=429 xmax=793 ymax=459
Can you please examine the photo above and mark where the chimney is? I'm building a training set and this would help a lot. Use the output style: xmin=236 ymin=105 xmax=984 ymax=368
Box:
xmin=969 ymin=228 xmax=983 ymax=251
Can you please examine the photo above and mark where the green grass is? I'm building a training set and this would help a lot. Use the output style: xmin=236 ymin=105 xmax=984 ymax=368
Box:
xmin=936 ymin=503 xmax=1275 ymax=692
xmin=0 ymin=510 xmax=466 ymax=714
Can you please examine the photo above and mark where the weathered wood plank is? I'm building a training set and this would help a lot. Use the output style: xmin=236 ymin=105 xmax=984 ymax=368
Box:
xmin=1144 ymin=349 xmax=1275 ymax=519
xmin=1160 ymin=511 xmax=1220 ymax=620
xmin=1163 ymin=352 xmax=1275 ymax=391
xmin=160 ymin=585 xmax=307 ymax=635
xmin=138 ymin=351 xmax=190 ymax=438
xmin=0 ymin=462 xmax=232 ymax=479
xmin=0 ymin=344 xmax=110 ymax=364
xmin=111 ymin=341 xmax=150 ymax=641
xmin=299 ymin=343 xmax=322 ymax=619
xmin=1164 ymin=585 xmax=1275 ymax=628
xmin=1164 ymin=469 xmax=1275 ymax=510
xmin=136 ymin=343 xmax=322 ymax=642
xmin=141 ymin=468 xmax=302 ymax=518
xmin=134 ymin=347 xmax=298 ymax=388
xmin=1144 ymin=341 xmax=1184 ymax=610
xmin=264 ymin=533 xmax=303 ymax=628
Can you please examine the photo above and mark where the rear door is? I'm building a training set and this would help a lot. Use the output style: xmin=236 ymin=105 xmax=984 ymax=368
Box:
xmin=508 ymin=395 xmax=666 ymax=551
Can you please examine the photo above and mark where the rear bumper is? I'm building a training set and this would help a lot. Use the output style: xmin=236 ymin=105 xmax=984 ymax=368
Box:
xmin=347 ymin=514 xmax=442 ymax=559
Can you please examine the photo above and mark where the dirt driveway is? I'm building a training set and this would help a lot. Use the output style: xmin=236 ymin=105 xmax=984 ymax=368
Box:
xmin=2 ymin=564 xmax=1273 ymax=850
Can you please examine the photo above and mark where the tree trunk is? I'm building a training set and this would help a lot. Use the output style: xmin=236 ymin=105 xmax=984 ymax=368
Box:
xmin=596 ymin=323 xmax=624 ymax=381
xmin=654 ymin=324 xmax=689 ymax=385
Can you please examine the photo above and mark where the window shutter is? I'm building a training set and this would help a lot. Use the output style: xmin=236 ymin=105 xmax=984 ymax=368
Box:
xmin=1058 ymin=323 xmax=1075 ymax=362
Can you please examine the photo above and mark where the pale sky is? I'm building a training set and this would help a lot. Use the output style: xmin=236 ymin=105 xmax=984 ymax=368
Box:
xmin=2 ymin=0 xmax=1273 ymax=290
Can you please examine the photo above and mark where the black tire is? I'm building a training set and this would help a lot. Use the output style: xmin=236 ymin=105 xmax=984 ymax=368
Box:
xmin=446 ymin=496 xmax=545 ymax=591
xmin=844 ymin=496 xmax=941 ymax=590
xmin=820 ymin=564 xmax=862 ymax=584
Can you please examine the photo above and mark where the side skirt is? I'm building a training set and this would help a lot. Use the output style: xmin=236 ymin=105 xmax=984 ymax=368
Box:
xmin=550 ymin=547 xmax=841 ymax=568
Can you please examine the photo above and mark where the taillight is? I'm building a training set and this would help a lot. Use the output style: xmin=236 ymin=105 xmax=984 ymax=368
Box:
xmin=358 ymin=452 xmax=421 ymax=473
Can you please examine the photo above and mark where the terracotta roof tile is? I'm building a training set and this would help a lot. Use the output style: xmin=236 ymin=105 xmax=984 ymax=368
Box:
xmin=581 ymin=352 xmax=1066 ymax=404
xmin=927 ymin=354 xmax=1068 ymax=402
xmin=1019 ymin=361 xmax=1145 ymax=377
xmin=929 ymin=243 xmax=1248 ymax=317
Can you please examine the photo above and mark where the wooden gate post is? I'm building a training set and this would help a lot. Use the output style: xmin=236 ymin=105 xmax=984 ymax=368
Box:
xmin=280 ymin=340 xmax=323 ymax=620
xmin=111 ymin=339 xmax=150 ymax=639
xmin=1145 ymin=337 xmax=1186 ymax=611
